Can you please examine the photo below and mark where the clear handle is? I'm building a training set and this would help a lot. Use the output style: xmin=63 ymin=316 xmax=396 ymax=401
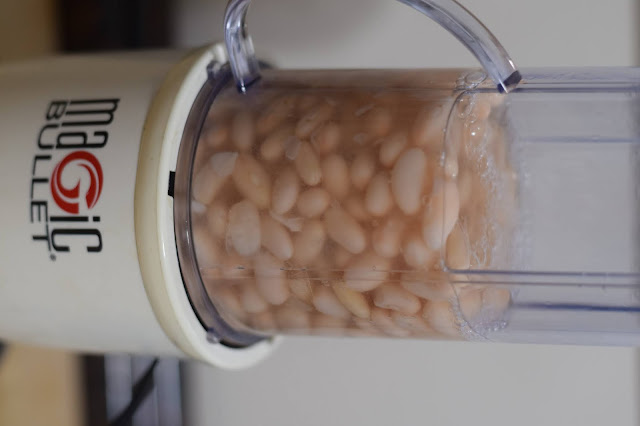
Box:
xmin=223 ymin=0 xmax=521 ymax=93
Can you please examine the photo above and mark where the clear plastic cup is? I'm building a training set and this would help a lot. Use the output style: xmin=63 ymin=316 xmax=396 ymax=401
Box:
xmin=174 ymin=66 xmax=640 ymax=347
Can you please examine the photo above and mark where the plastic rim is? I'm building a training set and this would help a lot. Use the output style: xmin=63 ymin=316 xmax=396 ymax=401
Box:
xmin=136 ymin=43 xmax=280 ymax=369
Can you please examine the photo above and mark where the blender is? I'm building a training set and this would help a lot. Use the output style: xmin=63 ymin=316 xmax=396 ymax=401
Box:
xmin=0 ymin=0 xmax=638 ymax=369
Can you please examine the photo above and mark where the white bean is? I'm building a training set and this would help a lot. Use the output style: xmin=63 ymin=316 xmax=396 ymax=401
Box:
xmin=353 ymin=317 xmax=378 ymax=333
xmin=402 ymin=234 xmax=438 ymax=269
xmin=379 ymin=132 xmax=408 ymax=167
xmin=392 ymin=148 xmax=427 ymax=215
xmin=423 ymin=301 xmax=460 ymax=338
xmin=445 ymin=223 xmax=470 ymax=270
xmin=289 ymin=278 xmax=313 ymax=304
xmin=272 ymin=168 xmax=300 ymax=215
xmin=228 ymin=200 xmax=261 ymax=257
xmin=371 ymin=214 xmax=405 ymax=258
xmin=333 ymin=245 xmax=353 ymax=269
xmin=343 ymin=252 xmax=390 ymax=292
xmin=206 ymin=201 xmax=227 ymax=240
xmin=250 ymin=310 xmax=277 ymax=331
xmin=260 ymin=125 xmax=293 ymax=162
xmin=215 ymin=287 xmax=247 ymax=321
xmin=260 ymin=215 xmax=293 ymax=261
xmin=365 ymin=172 xmax=393 ymax=217
xmin=297 ymin=95 xmax=319 ymax=113
xmin=471 ymin=96 xmax=493 ymax=121
xmin=457 ymin=170 xmax=473 ymax=208
xmin=458 ymin=288 xmax=483 ymax=322
xmin=400 ymin=273 xmax=455 ymax=301
xmin=204 ymin=123 xmax=228 ymax=148
xmin=210 ymin=151 xmax=238 ymax=177
xmin=294 ymin=142 xmax=322 ymax=186
xmin=296 ymin=102 xmax=333 ymax=139
xmin=424 ymin=157 xmax=438 ymax=196
xmin=463 ymin=121 xmax=487 ymax=158
xmin=218 ymin=253 xmax=250 ymax=280
xmin=444 ymin=151 xmax=458 ymax=179
xmin=321 ymin=154 xmax=350 ymax=200
xmin=269 ymin=211 xmax=304 ymax=233
xmin=324 ymin=206 xmax=366 ymax=254
xmin=371 ymin=308 xmax=411 ymax=337
xmin=292 ymin=220 xmax=326 ymax=265
xmin=351 ymin=151 xmax=376 ymax=190
xmin=363 ymin=106 xmax=393 ymax=138
xmin=231 ymin=110 xmax=255 ymax=151
xmin=309 ymin=255 xmax=333 ymax=281
xmin=284 ymin=135 xmax=301 ymax=160
xmin=333 ymin=284 xmax=371 ymax=319
xmin=392 ymin=312 xmax=434 ymax=335
xmin=352 ymin=132 xmax=372 ymax=146
xmin=241 ymin=284 xmax=269 ymax=313
xmin=422 ymin=179 xmax=460 ymax=250
xmin=411 ymin=103 xmax=448 ymax=149
xmin=191 ymin=200 xmax=207 ymax=217
xmin=354 ymin=103 xmax=374 ymax=117
xmin=231 ymin=154 xmax=271 ymax=209
xmin=285 ymin=297 xmax=315 ymax=313
xmin=254 ymin=250 xmax=289 ymax=305
xmin=256 ymin=95 xmax=296 ymax=135
xmin=194 ymin=144 xmax=213 ymax=172
xmin=192 ymin=155 xmax=233 ymax=204
xmin=344 ymin=194 xmax=370 ymax=222
xmin=481 ymin=287 xmax=511 ymax=320
xmin=297 ymin=188 xmax=330 ymax=218
xmin=373 ymin=284 xmax=421 ymax=314
xmin=311 ymin=121 xmax=341 ymax=155
xmin=275 ymin=305 xmax=311 ymax=331
xmin=193 ymin=223 xmax=221 ymax=269
xmin=312 ymin=286 xmax=351 ymax=319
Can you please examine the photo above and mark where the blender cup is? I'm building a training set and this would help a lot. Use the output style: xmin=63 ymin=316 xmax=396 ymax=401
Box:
xmin=184 ymin=69 xmax=640 ymax=346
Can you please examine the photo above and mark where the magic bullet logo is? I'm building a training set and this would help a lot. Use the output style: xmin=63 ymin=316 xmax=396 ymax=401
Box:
xmin=50 ymin=150 xmax=104 ymax=214
xmin=29 ymin=99 xmax=119 ymax=259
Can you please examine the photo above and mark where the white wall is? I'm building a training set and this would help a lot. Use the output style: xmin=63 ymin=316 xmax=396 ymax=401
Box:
xmin=172 ymin=0 xmax=636 ymax=68
xmin=187 ymin=339 xmax=638 ymax=426
xmin=176 ymin=1 xmax=640 ymax=425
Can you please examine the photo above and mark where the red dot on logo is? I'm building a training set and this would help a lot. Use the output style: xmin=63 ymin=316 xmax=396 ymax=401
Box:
xmin=50 ymin=151 xmax=103 ymax=214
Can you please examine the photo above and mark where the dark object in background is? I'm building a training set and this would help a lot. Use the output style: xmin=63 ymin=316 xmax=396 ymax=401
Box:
xmin=84 ymin=356 xmax=184 ymax=426
xmin=108 ymin=359 xmax=159 ymax=426
xmin=84 ymin=356 xmax=108 ymax=426
xmin=58 ymin=0 xmax=171 ymax=51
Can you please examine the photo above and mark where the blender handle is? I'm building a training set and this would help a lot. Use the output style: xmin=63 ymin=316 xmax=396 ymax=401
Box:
xmin=224 ymin=0 xmax=521 ymax=93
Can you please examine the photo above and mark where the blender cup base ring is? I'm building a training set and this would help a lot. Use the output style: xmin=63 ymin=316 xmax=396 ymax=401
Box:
xmin=135 ymin=42 xmax=280 ymax=369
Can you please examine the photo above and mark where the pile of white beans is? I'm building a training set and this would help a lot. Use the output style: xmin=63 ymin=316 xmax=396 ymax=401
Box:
xmin=189 ymin=81 xmax=515 ymax=340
